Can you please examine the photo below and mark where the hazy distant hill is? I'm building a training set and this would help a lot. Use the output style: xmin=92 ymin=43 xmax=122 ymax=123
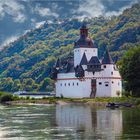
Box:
xmin=0 ymin=4 xmax=140 ymax=92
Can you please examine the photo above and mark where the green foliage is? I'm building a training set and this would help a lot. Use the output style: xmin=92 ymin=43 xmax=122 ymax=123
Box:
xmin=0 ymin=93 xmax=13 ymax=103
xmin=0 ymin=4 xmax=140 ymax=92
xmin=119 ymin=46 xmax=140 ymax=96
xmin=39 ymin=78 xmax=54 ymax=91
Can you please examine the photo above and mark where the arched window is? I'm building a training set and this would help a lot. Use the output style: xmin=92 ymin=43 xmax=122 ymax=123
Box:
xmin=68 ymin=83 xmax=70 ymax=86
xmin=65 ymin=83 xmax=66 ymax=86
xmin=77 ymin=82 xmax=79 ymax=86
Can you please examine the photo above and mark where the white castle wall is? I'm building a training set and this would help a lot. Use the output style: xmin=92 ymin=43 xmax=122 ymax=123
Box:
xmin=74 ymin=48 xmax=97 ymax=66
xmin=56 ymin=73 xmax=91 ymax=98
xmin=84 ymin=64 xmax=122 ymax=97
xmin=56 ymin=63 xmax=122 ymax=98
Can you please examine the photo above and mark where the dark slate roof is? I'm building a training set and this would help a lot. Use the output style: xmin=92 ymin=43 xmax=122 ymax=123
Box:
xmin=74 ymin=37 xmax=96 ymax=48
xmin=80 ymin=52 xmax=88 ymax=65
xmin=88 ymin=56 xmax=101 ymax=65
xmin=102 ymin=48 xmax=114 ymax=64
xmin=74 ymin=24 xmax=97 ymax=49
xmin=55 ymin=58 xmax=61 ymax=67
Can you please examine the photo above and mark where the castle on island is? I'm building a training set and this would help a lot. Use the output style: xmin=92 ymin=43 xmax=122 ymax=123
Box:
xmin=50 ymin=24 xmax=122 ymax=98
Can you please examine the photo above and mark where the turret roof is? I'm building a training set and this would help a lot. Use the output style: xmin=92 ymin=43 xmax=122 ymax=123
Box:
xmin=102 ymin=48 xmax=114 ymax=64
xmin=88 ymin=56 xmax=100 ymax=65
xmin=80 ymin=52 xmax=88 ymax=65
xmin=55 ymin=58 xmax=61 ymax=67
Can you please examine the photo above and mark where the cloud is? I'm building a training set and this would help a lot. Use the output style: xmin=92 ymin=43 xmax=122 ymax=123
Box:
xmin=76 ymin=0 xmax=140 ymax=18
xmin=0 ymin=35 xmax=18 ymax=48
xmin=34 ymin=5 xmax=59 ymax=18
xmin=0 ymin=0 xmax=26 ymax=23
xmin=77 ymin=0 xmax=105 ymax=18
xmin=35 ymin=21 xmax=46 ymax=28
xmin=105 ymin=0 xmax=140 ymax=17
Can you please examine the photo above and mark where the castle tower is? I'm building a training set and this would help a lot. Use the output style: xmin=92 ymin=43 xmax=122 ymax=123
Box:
xmin=98 ymin=48 xmax=122 ymax=97
xmin=51 ymin=24 xmax=122 ymax=98
xmin=74 ymin=24 xmax=98 ymax=67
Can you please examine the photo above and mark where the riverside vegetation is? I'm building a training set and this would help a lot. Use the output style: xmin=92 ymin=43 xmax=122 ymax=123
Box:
xmin=0 ymin=4 xmax=140 ymax=94
xmin=1 ymin=91 xmax=140 ymax=107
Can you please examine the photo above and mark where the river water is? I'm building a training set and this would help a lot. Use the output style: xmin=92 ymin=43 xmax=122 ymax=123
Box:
xmin=0 ymin=104 xmax=140 ymax=140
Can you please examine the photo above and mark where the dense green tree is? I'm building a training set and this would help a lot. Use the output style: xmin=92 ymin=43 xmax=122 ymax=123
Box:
xmin=119 ymin=46 xmax=140 ymax=96
xmin=39 ymin=78 xmax=54 ymax=92
xmin=21 ymin=78 xmax=38 ymax=91
xmin=11 ymin=79 xmax=21 ymax=92
xmin=0 ymin=78 xmax=14 ymax=92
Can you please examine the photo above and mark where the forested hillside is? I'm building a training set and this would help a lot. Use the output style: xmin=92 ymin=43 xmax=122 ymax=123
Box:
xmin=0 ymin=4 xmax=140 ymax=92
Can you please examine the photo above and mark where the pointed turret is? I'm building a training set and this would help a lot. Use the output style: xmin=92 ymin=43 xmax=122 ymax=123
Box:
xmin=55 ymin=58 xmax=61 ymax=69
xmin=88 ymin=56 xmax=100 ymax=65
xmin=102 ymin=48 xmax=113 ymax=64
xmin=80 ymin=52 xmax=88 ymax=65
xmin=87 ymin=56 xmax=101 ymax=72
xmin=74 ymin=65 xmax=85 ymax=78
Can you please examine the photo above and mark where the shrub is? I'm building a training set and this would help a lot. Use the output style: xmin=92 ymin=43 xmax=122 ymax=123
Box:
xmin=13 ymin=95 xmax=20 ymax=101
xmin=26 ymin=96 xmax=30 ymax=100
xmin=0 ymin=93 xmax=13 ymax=103
xmin=134 ymin=98 xmax=140 ymax=105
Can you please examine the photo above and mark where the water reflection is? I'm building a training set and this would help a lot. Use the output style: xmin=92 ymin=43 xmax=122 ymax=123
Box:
xmin=56 ymin=105 xmax=122 ymax=139
xmin=3 ymin=104 xmax=140 ymax=139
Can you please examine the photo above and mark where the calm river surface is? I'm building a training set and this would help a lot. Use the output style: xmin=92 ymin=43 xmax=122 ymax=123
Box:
xmin=0 ymin=104 xmax=140 ymax=140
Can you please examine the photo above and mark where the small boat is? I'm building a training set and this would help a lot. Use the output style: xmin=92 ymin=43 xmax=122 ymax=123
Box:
xmin=106 ymin=102 xmax=119 ymax=108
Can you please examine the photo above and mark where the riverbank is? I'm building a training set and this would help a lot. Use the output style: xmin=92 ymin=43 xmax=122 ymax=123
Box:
xmin=1 ymin=91 xmax=140 ymax=107
xmin=4 ymin=96 xmax=140 ymax=107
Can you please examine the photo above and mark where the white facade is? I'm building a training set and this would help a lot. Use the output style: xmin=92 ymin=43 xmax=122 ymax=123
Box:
xmin=54 ymin=25 xmax=122 ymax=98
xmin=74 ymin=48 xmax=98 ymax=66
xmin=56 ymin=66 xmax=122 ymax=98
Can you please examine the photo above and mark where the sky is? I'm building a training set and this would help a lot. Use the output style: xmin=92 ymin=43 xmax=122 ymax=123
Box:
xmin=0 ymin=0 xmax=140 ymax=48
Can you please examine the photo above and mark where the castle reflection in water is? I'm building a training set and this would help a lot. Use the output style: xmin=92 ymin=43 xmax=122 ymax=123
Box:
xmin=56 ymin=105 xmax=122 ymax=139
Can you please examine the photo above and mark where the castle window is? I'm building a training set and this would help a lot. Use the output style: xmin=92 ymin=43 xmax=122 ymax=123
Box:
xmin=60 ymin=83 xmax=62 ymax=86
xmin=77 ymin=82 xmax=79 ymax=86
xmin=73 ymin=82 xmax=74 ymax=86
xmin=112 ymin=81 xmax=114 ymax=84
xmin=65 ymin=83 xmax=66 ymax=86
xmin=99 ymin=82 xmax=102 ymax=85
xmin=105 ymin=81 xmax=109 ymax=87
xmin=111 ymin=72 xmax=113 ymax=75
xmin=68 ymin=83 xmax=70 ymax=86
xmin=104 ymin=65 xmax=106 ymax=68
